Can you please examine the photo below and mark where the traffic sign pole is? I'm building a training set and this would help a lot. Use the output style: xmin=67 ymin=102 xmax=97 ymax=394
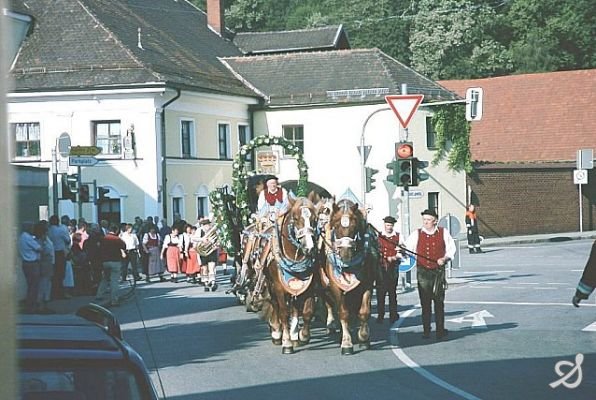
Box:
xmin=77 ymin=166 xmax=82 ymax=220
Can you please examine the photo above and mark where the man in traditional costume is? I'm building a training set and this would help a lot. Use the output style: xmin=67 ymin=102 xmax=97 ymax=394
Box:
xmin=405 ymin=209 xmax=456 ymax=340
xmin=573 ymin=240 xmax=596 ymax=307
xmin=376 ymin=216 xmax=403 ymax=324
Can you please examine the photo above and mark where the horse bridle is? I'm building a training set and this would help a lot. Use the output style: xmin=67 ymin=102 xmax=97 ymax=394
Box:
xmin=281 ymin=205 xmax=316 ymax=255
xmin=325 ymin=202 xmax=370 ymax=269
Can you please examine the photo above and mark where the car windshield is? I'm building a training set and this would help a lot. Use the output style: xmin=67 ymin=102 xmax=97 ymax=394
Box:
xmin=20 ymin=367 xmax=143 ymax=400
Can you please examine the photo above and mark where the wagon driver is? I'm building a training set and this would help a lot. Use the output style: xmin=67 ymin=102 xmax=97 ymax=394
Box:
xmin=257 ymin=175 xmax=289 ymax=221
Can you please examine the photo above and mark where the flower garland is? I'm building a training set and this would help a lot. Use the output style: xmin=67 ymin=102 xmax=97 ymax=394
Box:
xmin=210 ymin=135 xmax=309 ymax=256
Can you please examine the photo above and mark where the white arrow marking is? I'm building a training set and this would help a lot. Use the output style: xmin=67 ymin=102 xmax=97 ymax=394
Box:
xmin=581 ymin=321 xmax=596 ymax=332
xmin=448 ymin=310 xmax=494 ymax=328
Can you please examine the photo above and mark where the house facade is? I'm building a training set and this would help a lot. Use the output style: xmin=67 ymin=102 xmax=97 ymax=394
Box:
xmin=440 ymin=69 xmax=596 ymax=236
xmin=6 ymin=0 xmax=466 ymax=235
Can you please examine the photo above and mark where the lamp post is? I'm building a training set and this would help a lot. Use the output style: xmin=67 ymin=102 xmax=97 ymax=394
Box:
xmin=360 ymin=107 xmax=390 ymax=206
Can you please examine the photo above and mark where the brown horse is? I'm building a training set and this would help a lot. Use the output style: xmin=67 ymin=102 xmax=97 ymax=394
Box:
xmin=260 ymin=195 xmax=319 ymax=354
xmin=321 ymin=199 xmax=377 ymax=355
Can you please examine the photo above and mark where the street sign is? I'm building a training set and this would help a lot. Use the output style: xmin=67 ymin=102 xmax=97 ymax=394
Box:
xmin=357 ymin=145 xmax=372 ymax=163
xmin=398 ymin=255 xmax=416 ymax=273
xmin=69 ymin=156 xmax=99 ymax=166
xmin=574 ymin=169 xmax=588 ymax=185
xmin=57 ymin=133 xmax=71 ymax=157
xmin=69 ymin=145 xmax=102 ymax=156
xmin=577 ymin=149 xmax=594 ymax=170
xmin=408 ymin=189 xmax=423 ymax=199
xmin=385 ymin=94 xmax=424 ymax=129
xmin=438 ymin=214 xmax=461 ymax=237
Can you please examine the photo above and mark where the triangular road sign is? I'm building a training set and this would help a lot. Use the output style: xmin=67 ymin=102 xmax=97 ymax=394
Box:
xmin=385 ymin=94 xmax=424 ymax=129
xmin=357 ymin=145 xmax=372 ymax=163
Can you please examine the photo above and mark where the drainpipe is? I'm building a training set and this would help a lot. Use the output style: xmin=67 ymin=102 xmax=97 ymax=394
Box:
xmin=160 ymin=88 xmax=181 ymax=220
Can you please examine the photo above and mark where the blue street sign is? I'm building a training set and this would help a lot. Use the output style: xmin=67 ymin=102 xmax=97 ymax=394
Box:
xmin=398 ymin=255 xmax=416 ymax=273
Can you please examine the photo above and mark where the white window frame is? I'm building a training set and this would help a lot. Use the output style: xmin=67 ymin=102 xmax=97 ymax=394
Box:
xmin=93 ymin=120 xmax=122 ymax=157
xmin=11 ymin=122 xmax=41 ymax=161
xmin=238 ymin=123 xmax=252 ymax=162
xmin=282 ymin=124 xmax=304 ymax=157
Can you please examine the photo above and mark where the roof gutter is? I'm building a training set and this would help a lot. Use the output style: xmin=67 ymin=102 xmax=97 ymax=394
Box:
xmin=160 ymin=88 xmax=181 ymax=220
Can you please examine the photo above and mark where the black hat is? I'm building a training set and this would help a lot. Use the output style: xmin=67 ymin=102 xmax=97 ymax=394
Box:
xmin=421 ymin=209 xmax=438 ymax=219
xmin=383 ymin=216 xmax=397 ymax=224
xmin=200 ymin=218 xmax=211 ymax=225
xmin=265 ymin=175 xmax=278 ymax=183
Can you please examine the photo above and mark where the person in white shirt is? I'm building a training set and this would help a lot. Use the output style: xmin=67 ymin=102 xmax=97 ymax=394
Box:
xmin=119 ymin=223 xmax=141 ymax=281
xmin=405 ymin=209 xmax=456 ymax=340
xmin=256 ymin=175 xmax=289 ymax=220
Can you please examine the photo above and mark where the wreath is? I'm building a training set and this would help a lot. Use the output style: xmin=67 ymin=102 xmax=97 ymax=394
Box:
xmin=210 ymin=135 xmax=309 ymax=255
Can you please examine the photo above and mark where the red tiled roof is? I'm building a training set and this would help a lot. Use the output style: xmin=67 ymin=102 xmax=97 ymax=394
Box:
xmin=439 ymin=69 xmax=596 ymax=163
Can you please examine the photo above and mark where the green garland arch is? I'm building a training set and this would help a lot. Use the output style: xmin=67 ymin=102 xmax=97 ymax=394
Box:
xmin=209 ymin=135 xmax=309 ymax=255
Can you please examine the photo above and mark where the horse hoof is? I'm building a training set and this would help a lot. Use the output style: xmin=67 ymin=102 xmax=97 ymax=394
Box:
xmin=299 ymin=337 xmax=310 ymax=345
xmin=341 ymin=347 xmax=354 ymax=355
xmin=282 ymin=346 xmax=294 ymax=354
xmin=359 ymin=341 xmax=370 ymax=350
xmin=272 ymin=338 xmax=282 ymax=345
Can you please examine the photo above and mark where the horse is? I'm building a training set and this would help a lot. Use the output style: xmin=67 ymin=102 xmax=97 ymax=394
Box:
xmin=259 ymin=195 xmax=319 ymax=354
xmin=321 ymin=199 xmax=378 ymax=355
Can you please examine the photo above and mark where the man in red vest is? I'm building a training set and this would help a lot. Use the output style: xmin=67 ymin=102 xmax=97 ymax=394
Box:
xmin=257 ymin=175 xmax=289 ymax=220
xmin=405 ymin=209 xmax=456 ymax=340
xmin=376 ymin=216 xmax=403 ymax=324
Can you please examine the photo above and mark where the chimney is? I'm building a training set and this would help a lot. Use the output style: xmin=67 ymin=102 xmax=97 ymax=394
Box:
xmin=207 ymin=0 xmax=225 ymax=37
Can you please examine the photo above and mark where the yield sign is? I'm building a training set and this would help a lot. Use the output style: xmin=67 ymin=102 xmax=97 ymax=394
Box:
xmin=385 ymin=94 xmax=424 ymax=129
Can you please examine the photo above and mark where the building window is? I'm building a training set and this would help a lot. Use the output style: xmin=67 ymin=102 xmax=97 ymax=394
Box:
xmin=172 ymin=197 xmax=182 ymax=221
xmin=238 ymin=124 xmax=253 ymax=162
xmin=428 ymin=192 xmax=439 ymax=217
xmin=93 ymin=120 xmax=121 ymax=155
xmin=11 ymin=122 xmax=41 ymax=159
xmin=181 ymin=120 xmax=194 ymax=159
xmin=218 ymin=123 xmax=231 ymax=159
xmin=282 ymin=125 xmax=304 ymax=155
xmin=426 ymin=117 xmax=437 ymax=149
xmin=197 ymin=196 xmax=208 ymax=219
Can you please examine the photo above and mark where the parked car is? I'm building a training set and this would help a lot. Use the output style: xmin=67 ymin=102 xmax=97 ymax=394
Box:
xmin=18 ymin=303 xmax=159 ymax=399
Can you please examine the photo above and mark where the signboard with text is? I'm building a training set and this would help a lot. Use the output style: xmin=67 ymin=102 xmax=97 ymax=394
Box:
xmin=69 ymin=146 xmax=102 ymax=156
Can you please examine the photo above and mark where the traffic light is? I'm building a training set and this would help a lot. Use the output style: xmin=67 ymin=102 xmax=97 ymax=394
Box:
xmin=396 ymin=142 xmax=414 ymax=187
xmin=365 ymin=167 xmax=379 ymax=193
xmin=61 ymin=174 xmax=77 ymax=202
xmin=97 ymin=187 xmax=109 ymax=202
xmin=413 ymin=158 xmax=430 ymax=186
xmin=386 ymin=161 xmax=398 ymax=185
xmin=397 ymin=158 xmax=414 ymax=187
xmin=79 ymin=184 xmax=90 ymax=203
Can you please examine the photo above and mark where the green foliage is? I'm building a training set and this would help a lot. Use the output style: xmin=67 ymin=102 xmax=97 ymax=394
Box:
xmin=431 ymin=105 xmax=473 ymax=173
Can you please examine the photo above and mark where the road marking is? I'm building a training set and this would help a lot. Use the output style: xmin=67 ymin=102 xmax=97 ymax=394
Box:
xmin=448 ymin=310 xmax=494 ymax=328
xmin=546 ymin=282 xmax=566 ymax=285
xmin=462 ymin=270 xmax=515 ymax=274
xmin=582 ymin=321 xmax=596 ymax=332
xmin=446 ymin=300 xmax=596 ymax=307
xmin=503 ymin=286 xmax=526 ymax=289
xmin=518 ymin=282 xmax=539 ymax=285
xmin=391 ymin=308 xmax=482 ymax=400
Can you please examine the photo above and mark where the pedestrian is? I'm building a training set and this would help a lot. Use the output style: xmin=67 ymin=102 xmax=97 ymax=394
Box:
xmin=120 ymin=223 xmax=141 ymax=281
xmin=405 ymin=209 xmax=456 ymax=340
xmin=71 ymin=232 xmax=90 ymax=295
xmin=47 ymin=215 xmax=71 ymax=300
xmin=18 ymin=221 xmax=42 ymax=314
xmin=161 ymin=225 xmax=183 ymax=282
xmin=159 ymin=218 xmax=172 ymax=238
xmin=142 ymin=225 xmax=166 ymax=282
xmin=84 ymin=224 xmax=103 ymax=294
xmin=35 ymin=221 xmax=55 ymax=314
xmin=572 ymin=240 xmax=596 ymax=307
xmin=75 ymin=221 xmax=89 ymax=249
xmin=96 ymin=223 xmax=126 ymax=307
xmin=185 ymin=225 xmax=201 ymax=284
xmin=376 ymin=216 xmax=403 ymax=324
xmin=465 ymin=204 xmax=482 ymax=253
xmin=199 ymin=219 xmax=218 ymax=291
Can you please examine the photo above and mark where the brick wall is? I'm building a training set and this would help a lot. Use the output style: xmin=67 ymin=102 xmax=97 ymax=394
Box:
xmin=468 ymin=165 xmax=596 ymax=237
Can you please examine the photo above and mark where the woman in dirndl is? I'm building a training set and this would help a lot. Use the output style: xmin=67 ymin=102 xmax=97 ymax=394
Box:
xmin=143 ymin=225 xmax=166 ymax=282
xmin=184 ymin=225 xmax=201 ymax=284
xmin=161 ymin=225 xmax=183 ymax=283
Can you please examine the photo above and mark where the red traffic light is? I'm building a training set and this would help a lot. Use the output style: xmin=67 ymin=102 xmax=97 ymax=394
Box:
xmin=396 ymin=142 xmax=413 ymax=159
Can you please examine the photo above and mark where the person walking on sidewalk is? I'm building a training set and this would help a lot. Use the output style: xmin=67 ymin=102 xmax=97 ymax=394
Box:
xmin=120 ymin=223 xmax=141 ymax=282
xmin=465 ymin=204 xmax=482 ymax=254
xmin=405 ymin=209 xmax=456 ymax=340
xmin=96 ymin=224 xmax=126 ymax=307
xmin=376 ymin=216 xmax=403 ymax=324
xmin=572 ymin=240 xmax=596 ymax=307
xmin=19 ymin=222 xmax=42 ymax=314
xmin=161 ymin=225 xmax=183 ymax=282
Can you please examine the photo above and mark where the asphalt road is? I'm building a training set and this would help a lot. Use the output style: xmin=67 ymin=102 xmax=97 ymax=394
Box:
xmin=113 ymin=239 xmax=595 ymax=400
